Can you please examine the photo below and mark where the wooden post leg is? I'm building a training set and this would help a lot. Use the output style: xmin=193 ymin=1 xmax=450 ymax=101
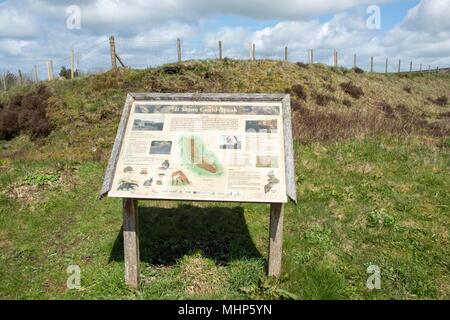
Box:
xmin=123 ymin=198 xmax=140 ymax=289
xmin=268 ymin=203 xmax=284 ymax=277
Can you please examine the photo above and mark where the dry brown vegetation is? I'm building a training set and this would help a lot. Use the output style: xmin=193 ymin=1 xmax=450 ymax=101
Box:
xmin=291 ymin=99 xmax=449 ymax=144
xmin=0 ymin=85 xmax=51 ymax=140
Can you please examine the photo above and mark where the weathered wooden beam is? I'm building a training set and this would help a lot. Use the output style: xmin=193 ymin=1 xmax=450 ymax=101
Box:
xmin=109 ymin=36 xmax=117 ymax=70
xmin=177 ymin=38 xmax=182 ymax=63
xmin=268 ymin=203 xmax=284 ymax=277
xmin=47 ymin=60 xmax=54 ymax=81
xmin=115 ymin=53 xmax=125 ymax=67
xmin=71 ymin=49 xmax=75 ymax=79
xmin=123 ymin=198 xmax=140 ymax=289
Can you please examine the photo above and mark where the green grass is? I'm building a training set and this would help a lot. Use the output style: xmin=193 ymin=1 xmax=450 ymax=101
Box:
xmin=1 ymin=135 xmax=448 ymax=299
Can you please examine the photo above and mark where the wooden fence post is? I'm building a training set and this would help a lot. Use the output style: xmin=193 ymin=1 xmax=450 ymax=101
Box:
xmin=123 ymin=198 xmax=140 ymax=289
xmin=420 ymin=64 xmax=422 ymax=72
xmin=308 ymin=49 xmax=314 ymax=64
xmin=70 ymin=49 xmax=75 ymax=79
xmin=410 ymin=61 xmax=413 ymax=73
xmin=2 ymin=74 xmax=6 ymax=91
xmin=34 ymin=65 xmax=39 ymax=82
xmin=398 ymin=59 xmax=401 ymax=73
xmin=177 ymin=38 xmax=182 ymax=63
xmin=436 ymin=66 xmax=439 ymax=73
xmin=333 ymin=49 xmax=338 ymax=67
xmin=284 ymin=46 xmax=288 ymax=61
xmin=109 ymin=36 xmax=117 ymax=70
xmin=385 ymin=58 xmax=388 ymax=74
xmin=77 ymin=51 xmax=80 ymax=72
xmin=268 ymin=203 xmax=284 ymax=277
xmin=252 ymin=43 xmax=256 ymax=61
xmin=218 ymin=41 xmax=223 ymax=60
xmin=18 ymin=70 xmax=23 ymax=85
xmin=370 ymin=56 xmax=374 ymax=72
xmin=353 ymin=54 xmax=357 ymax=69
xmin=47 ymin=60 xmax=54 ymax=81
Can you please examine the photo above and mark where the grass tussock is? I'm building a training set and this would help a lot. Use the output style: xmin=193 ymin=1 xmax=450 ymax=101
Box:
xmin=314 ymin=93 xmax=336 ymax=106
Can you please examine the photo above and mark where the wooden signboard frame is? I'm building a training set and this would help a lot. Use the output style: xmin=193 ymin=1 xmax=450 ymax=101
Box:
xmin=100 ymin=93 xmax=296 ymax=289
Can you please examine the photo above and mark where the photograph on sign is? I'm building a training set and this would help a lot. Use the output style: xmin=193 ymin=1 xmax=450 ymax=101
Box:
xmin=107 ymin=100 xmax=288 ymax=203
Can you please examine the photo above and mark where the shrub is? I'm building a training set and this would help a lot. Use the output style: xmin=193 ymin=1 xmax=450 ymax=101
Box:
xmin=59 ymin=66 xmax=79 ymax=79
xmin=163 ymin=65 xmax=182 ymax=74
xmin=296 ymin=62 xmax=308 ymax=68
xmin=291 ymin=84 xmax=307 ymax=100
xmin=340 ymin=82 xmax=364 ymax=99
xmin=0 ymin=85 xmax=52 ymax=140
xmin=353 ymin=67 xmax=364 ymax=74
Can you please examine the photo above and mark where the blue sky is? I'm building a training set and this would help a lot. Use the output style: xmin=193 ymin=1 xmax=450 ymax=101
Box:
xmin=0 ymin=0 xmax=449 ymax=78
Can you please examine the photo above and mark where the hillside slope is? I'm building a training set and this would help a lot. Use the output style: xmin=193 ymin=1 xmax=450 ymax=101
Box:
xmin=0 ymin=60 xmax=449 ymax=160
xmin=0 ymin=60 xmax=449 ymax=300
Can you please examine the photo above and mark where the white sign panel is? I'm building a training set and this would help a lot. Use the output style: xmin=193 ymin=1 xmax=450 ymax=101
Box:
xmin=107 ymin=99 xmax=288 ymax=203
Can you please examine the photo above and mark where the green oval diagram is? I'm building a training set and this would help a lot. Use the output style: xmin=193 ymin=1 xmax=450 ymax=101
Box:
xmin=179 ymin=135 xmax=223 ymax=176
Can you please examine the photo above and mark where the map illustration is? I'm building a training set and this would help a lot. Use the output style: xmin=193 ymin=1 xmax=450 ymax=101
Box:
xmin=179 ymin=135 xmax=223 ymax=176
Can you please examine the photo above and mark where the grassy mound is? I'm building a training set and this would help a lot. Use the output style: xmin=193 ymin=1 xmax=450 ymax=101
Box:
xmin=0 ymin=59 xmax=449 ymax=160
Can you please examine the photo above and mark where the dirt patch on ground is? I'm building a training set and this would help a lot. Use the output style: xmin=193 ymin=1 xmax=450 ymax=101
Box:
xmin=4 ymin=184 xmax=39 ymax=202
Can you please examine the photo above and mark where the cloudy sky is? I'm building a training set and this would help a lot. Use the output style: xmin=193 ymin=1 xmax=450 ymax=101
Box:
xmin=0 ymin=0 xmax=449 ymax=78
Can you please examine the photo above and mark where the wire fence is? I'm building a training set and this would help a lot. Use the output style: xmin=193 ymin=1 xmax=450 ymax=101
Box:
xmin=1 ymin=36 xmax=449 ymax=92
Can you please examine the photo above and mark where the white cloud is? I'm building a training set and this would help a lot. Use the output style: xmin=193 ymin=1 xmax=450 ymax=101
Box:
xmin=27 ymin=0 xmax=390 ymax=30
xmin=0 ymin=6 xmax=38 ymax=38
xmin=0 ymin=39 xmax=32 ymax=56
xmin=402 ymin=0 xmax=450 ymax=31
xmin=0 ymin=0 xmax=449 ymax=75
